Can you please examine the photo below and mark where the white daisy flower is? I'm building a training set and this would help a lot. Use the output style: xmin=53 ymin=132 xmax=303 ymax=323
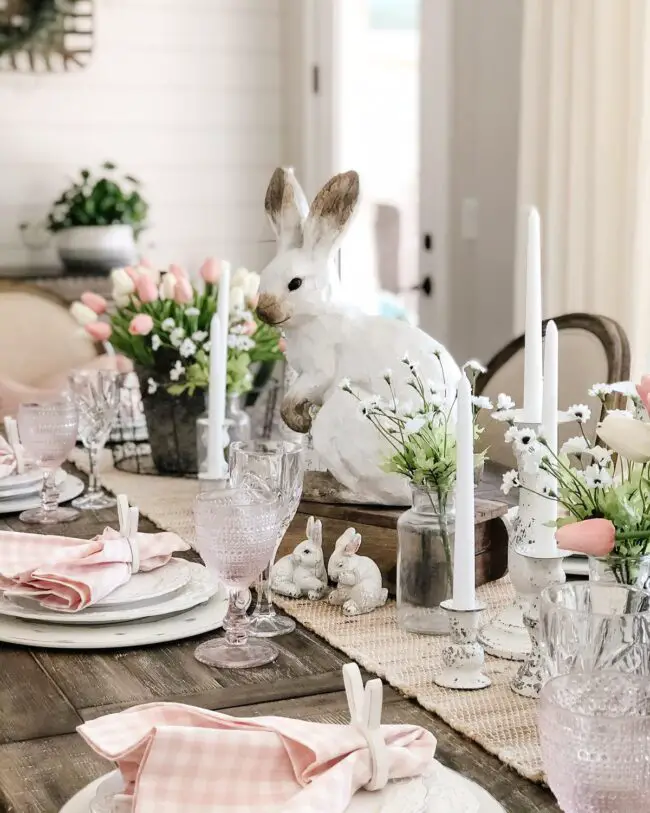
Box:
xmin=404 ymin=416 xmax=426 ymax=435
xmin=339 ymin=378 xmax=352 ymax=392
xmin=399 ymin=400 xmax=415 ymax=418
xmin=582 ymin=464 xmax=613 ymax=490
xmin=505 ymin=426 xmax=537 ymax=454
xmin=185 ymin=307 xmax=200 ymax=317
xmin=567 ymin=404 xmax=591 ymax=424
xmin=588 ymin=383 xmax=613 ymax=398
xmin=179 ymin=338 xmax=197 ymax=358
xmin=203 ymin=340 xmax=211 ymax=353
xmin=191 ymin=330 xmax=208 ymax=343
xmin=161 ymin=317 xmax=175 ymax=331
xmin=170 ymin=327 xmax=185 ymax=347
xmin=492 ymin=408 xmax=515 ymax=423
xmin=560 ymin=436 xmax=590 ymax=456
xmin=463 ymin=359 xmax=487 ymax=375
xmin=610 ymin=381 xmax=638 ymax=397
xmin=471 ymin=395 xmax=493 ymax=411
xmin=151 ymin=334 xmax=161 ymax=351
xmin=227 ymin=335 xmax=255 ymax=351
xmin=496 ymin=393 xmax=516 ymax=411
xmin=169 ymin=360 xmax=185 ymax=382
xmin=501 ymin=469 xmax=520 ymax=495
xmin=586 ymin=445 xmax=612 ymax=465
xmin=147 ymin=378 xmax=157 ymax=395
xmin=360 ymin=396 xmax=381 ymax=412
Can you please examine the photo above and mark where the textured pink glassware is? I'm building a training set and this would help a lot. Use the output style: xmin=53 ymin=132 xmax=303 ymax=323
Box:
xmin=539 ymin=671 xmax=650 ymax=812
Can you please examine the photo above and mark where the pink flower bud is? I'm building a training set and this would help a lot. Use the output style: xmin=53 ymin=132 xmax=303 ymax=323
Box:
xmin=124 ymin=266 xmax=139 ymax=282
xmin=139 ymin=256 xmax=153 ymax=268
xmin=556 ymin=518 xmax=616 ymax=557
xmin=135 ymin=274 xmax=159 ymax=304
xmin=243 ymin=321 xmax=258 ymax=336
xmin=128 ymin=314 xmax=154 ymax=336
xmin=199 ymin=257 xmax=221 ymax=284
xmin=169 ymin=263 xmax=187 ymax=280
xmin=247 ymin=292 xmax=259 ymax=309
xmin=278 ymin=337 xmax=287 ymax=353
xmin=174 ymin=277 xmax=194 ymax=304
xmin=80 ymin=292 xmax=108 ymax=315
xmin=84 ymin=321 xmax=112 ymax=342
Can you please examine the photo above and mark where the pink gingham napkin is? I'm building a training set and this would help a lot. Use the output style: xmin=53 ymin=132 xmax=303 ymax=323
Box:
xmin=0 ymin=436 xmax=17 ymax=478
xmin=0 ymin=527 xmax=189 ymax=611
xmin=78 ymin=702 xmax=436 ymax=813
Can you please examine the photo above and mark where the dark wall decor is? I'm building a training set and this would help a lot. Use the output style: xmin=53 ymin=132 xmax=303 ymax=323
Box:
xmin=0 ymin=0 xmax=93 ymax=72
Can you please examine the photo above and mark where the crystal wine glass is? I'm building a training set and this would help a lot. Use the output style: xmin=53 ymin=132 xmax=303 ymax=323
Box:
xmin=193 ymin=484 xmax=280 ymax=668
xmin=539 ymin=671 xmax=650 ymax=812
xmin=17 ymin=395 xmax=79 ymax=524
xmin=69 ymin=370 xmax=121 ymax=510
xmin=229 ymin=440 xmax=304 ymax=637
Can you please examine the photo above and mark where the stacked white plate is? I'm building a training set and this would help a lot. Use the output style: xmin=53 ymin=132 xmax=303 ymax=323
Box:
xmin=0 ymin=557 xmax=228 ymax=649
xmin=0 ymin=468 xmax=85 ymax=515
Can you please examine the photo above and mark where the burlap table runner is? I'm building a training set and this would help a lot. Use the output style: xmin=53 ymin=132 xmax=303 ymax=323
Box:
xmin=70 ymin=450 xmax=543 ymax=782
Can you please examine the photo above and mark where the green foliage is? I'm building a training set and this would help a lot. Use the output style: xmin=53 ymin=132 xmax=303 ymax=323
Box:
xmin=47 ymin=162 xmax=149 ymax=235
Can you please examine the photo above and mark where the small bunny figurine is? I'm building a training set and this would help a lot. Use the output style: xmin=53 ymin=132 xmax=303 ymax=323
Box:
xmin=270 ymin=516 xmax=328 ymax=600
xmin=327 ymin=527 xmax=358 ymax=583
xmin=328 ymin=532 xmax=388 ymax=616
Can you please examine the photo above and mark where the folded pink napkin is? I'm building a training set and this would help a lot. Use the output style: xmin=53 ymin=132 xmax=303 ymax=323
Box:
xmin=0 ymin=527 xmax=189 ymax=611
xmin=78 ymin=702 xmax=436 ymax=813
xmin=0 ymin=437 xmax=16 ymax=478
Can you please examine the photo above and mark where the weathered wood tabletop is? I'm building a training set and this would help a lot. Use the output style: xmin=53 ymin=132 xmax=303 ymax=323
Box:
xmin=0 ymin=471 xmax=559 ymax=813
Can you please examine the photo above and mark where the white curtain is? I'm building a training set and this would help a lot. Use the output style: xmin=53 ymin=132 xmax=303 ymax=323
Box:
xmin=515 ymin=0 xmax=650 ymax=374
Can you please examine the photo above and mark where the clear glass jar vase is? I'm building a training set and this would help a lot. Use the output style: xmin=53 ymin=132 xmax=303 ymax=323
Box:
xmin=396 ymin=485 xmax=455 ymax=635
xmin=226 ymin=394 xmax=252 ymax=444
xmin=589 ymin=553 xmax=650 ymax=590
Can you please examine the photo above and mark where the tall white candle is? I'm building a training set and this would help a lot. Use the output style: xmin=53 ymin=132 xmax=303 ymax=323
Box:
xmin=207 ymin=314 xmax=225 ymax=478
xmin=523 ymin=207 xmax=543 ymax=423
xmin=453 ymin=373 xmax=476 ymax=610
xmin=216 ymin=261 xmax=231 ymax=453
xmin=538 ymin=319 xmax=559 ymax=554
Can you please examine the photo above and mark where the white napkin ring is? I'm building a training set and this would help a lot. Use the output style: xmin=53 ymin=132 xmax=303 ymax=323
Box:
xmin=343 ymin=663 xmax=389 ymax=791
xmin=4 ymin=416 xmax=25 ymax=474
xmin=117 ymin=494 xmax=140 ymax=574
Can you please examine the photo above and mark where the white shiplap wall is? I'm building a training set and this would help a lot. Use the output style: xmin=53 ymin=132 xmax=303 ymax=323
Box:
xmin=0 ymin=0 xmax=282 ymax=273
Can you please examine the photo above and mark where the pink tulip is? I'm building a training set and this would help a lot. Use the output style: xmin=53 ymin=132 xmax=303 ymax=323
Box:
xmin=128 ymin=314 xmax=154 ymax=336
xmin=80 ymin=292 xmax=107 ymax=315
xmin=278 ymin=337 xmax=287 ymax=353
xmin=243 ymin=320 xmax=258 ymax=336
xmin=174 ymin=277 xmax=194 ymax=304
xmin=84 ymin=321 xmax=112 ymax=342
xmin=169 ymin=263 xmax=187 ymax=280
xmin=247 ymin=292 xmax=259 ymax=309
xmin=135 ymin=274 xmax=159 ymax=304
xmin=199 ymin=257 xmax=221 ymax=284
xmin=124 ymin=266 xmax=139 ymax=282
xmin=636 ymin=375 xmax=650 ymax=416
xmin=139 ymin=256 xmax=153 ymax=268
xmin=556 ymin=518 xmax=616 ymax=556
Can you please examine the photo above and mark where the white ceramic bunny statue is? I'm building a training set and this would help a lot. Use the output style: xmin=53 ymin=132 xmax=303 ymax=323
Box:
xmin=270 ymin=516 xmax=328 ymax=600
xmin=257 ymin=167 xmax=461 ymax=505
xmin=327 ymin=527 xmax=358 ymax=583
xmin=328 ymin=531 xmax=388 ymax=616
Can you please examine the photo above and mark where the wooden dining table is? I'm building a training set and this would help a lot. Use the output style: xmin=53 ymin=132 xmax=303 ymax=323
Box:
xmin=0 ymin=470 xmax=560 ymax=813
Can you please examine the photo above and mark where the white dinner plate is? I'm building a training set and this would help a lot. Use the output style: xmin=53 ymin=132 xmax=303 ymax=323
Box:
xmin=59 ymin=761 xmax=505 ymax=813
xmin=94 ymin=557 xmax=191 ymax=607
xmin=0 ymin=474 xmax=83 ymax=515
xmin=0 ymin=467 xmax=42 ymax=492
xmin=0 ymin=480 xmax=42 ymax=499
xmin=0 ymin=584 xmax=227 ymax=648
xmin=0 ymin=562 xmax=214 ymax=625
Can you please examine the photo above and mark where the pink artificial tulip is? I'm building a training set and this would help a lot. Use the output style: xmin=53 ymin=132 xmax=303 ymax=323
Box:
xmin=243 ymin=321 xmax=257 ymax=336
xmin=636 ymin=375 xmax=650 ymax=416
xmin=169 ymin=263 xmax=187 ymax=280
xmin=278 ymin=337 xmax=287 ymax=353
xmin=199 ymin=257 xmax=221 ymax=284
xmin=136 ymin=274 xmax=159 ymax=304
xmin=128 ymin=314 xmax=154 ymax=336
xmin=556 ymin=518 xmax=616 ymax=557
xmin=139 ymin=256 xmax=153 ymax=268
xmin=174 ymin=277 xmax=194 ymax=304
xmin=84 ymin=321 xmax=112 ymax=342
xmin=80 ymin=292 xmax=107 ymax=315
xmin=124 ymin=266 xmax=139 ymax=282
xmin=247 ymin=292 xmax=259 ymax=309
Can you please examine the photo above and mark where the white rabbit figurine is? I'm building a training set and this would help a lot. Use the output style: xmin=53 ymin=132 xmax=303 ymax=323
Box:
xmin=270 ymin=516 xmax=328 ymax=600
xmin=328 ymin=531 xmax=388 ymax=616
xmin=327 ymin=527 xmax=358 ymax=583
xmin=257 ymin=167 xmax=461 ymax=505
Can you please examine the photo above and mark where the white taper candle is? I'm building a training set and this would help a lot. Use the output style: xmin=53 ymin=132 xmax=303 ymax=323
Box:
xmin=523 ymin=207 xmax=543 ymax=423
xmin=207 ymin=314 xmax=225 ymax=478
xmin=453 ymin=373 xmax=476 ymax=610
xmin=538 ymin=319 xmax=559 ymax=554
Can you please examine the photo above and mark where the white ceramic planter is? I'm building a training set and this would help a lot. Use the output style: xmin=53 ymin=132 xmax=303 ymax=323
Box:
xmin=56 ymin=224 xmax=137 ymax=274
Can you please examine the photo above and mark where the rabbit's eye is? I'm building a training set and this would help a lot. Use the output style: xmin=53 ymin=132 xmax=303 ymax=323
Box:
xmin=288 ymin=277 xmax=303 ymax=291
xmin=303 ymin=548 xmax=310 ymax=554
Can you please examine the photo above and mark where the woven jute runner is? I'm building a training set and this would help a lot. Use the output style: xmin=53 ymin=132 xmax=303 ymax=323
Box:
xmin=72 ymin=451 xmax=543 ymax=782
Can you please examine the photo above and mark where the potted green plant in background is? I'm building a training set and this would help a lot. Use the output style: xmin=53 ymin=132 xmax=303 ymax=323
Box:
xmin=33 ymin=161 xmax=148 ymax=274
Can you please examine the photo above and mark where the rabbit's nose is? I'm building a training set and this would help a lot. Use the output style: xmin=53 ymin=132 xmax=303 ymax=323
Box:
xmin=256 ymin=293 xmax=290 ymax=326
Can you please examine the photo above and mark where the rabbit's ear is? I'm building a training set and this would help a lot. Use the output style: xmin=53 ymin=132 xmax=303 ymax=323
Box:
xmin=344 ymin=532 xmax=362 ymax=556
xmin=335 ymin=527 xmax=356 ymax=550
xmin=311 ymin=519 xmax=323 ymax=547
xmin=306 ymin=515 xmax=315 ymax=539
xmin=303 ymin=170 xmax=360 ymax=256
xmin=265 ymin=167 xmax=309 ymax=251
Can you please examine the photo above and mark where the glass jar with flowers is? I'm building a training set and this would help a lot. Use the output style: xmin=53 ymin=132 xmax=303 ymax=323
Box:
xmin=70 ymin=259 xmax=284 ymax=475
xmin=342 ymin=357 xmax=490 ymax=634
xmin=496 ymin=379 xmax=650 ymax=589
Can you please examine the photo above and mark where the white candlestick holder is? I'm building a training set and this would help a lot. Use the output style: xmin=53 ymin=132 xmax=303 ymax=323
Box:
xmin=510 ymin=546 xmax=566 ymax=698
xmin=434 ymin=600 xmax=491 ymax=690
